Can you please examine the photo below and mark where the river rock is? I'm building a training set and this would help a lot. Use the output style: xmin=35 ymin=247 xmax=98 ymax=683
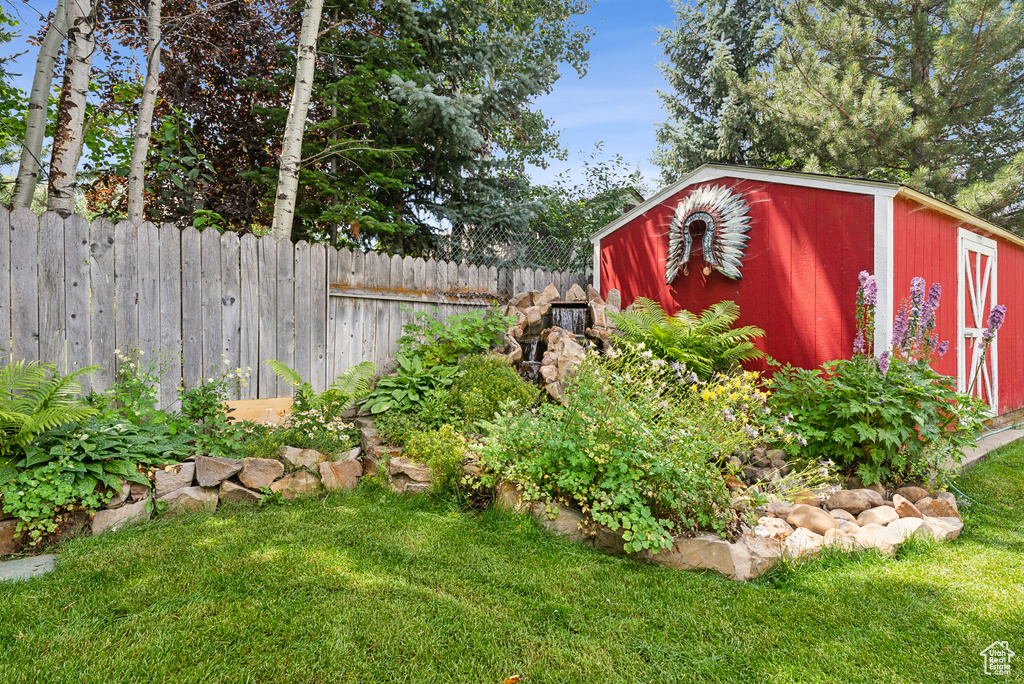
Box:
xmin=935 ymin=491 xmax=959 ymax=509
xmin=219 ymin=480 xmax=262 ymax=504
xmin=645 ymin=532 xmax=772 ymax=581
xmin=539 ymin=283 xmax=560 ymax=304
xmin=319 ymin=460 xmax=362 ymax=491
xmin=893 ymin=493 xmax=924 ymax=519
xmin=823 ymin=528 xmax=858 ymax=551
xmin=857 ymin=506 xmax=899 ymax=526
xmin=494 ymin=480 xmax=526 ymax=512
xmin=92 ymin=498 xmax=151 ymax=534
xmin=786 ymin=504 xmax=838 ymax=535
xmin=829 ymin=508 xmax=857 ymax=522
xmin=836 ymin=519 xmax=861 ymax=534
xmin=158 ymin=486 xmax=219 ymax=513
xmin=605 ymin=288 xmax=621 ymax=312
xmin=894 ymin=486 xmax=930 ymax=503
xmin=783 ymin=528 xmax=824 ymax=557
xmin=917 ymin=497 xmax=961 ymax=520
xmin=239 ymin=457 xmax=285 ymax=490
xmin=887 ymin=517 xmax=926 ymax=541
xmin=388 ymin=457 xmax=431 ymax=482
xmin=154 ymin=463 xmax=196 ymax=498
xmin=753 ymin=516 xmax=794 ymax=540
xmin=851 ymin=488 xmax=884 ymax=507
xmin=919 ymin=516 xmax=964 ymax=541
xmin=823 ymin=490 xmax=871 ymax=515
xmin=853 ymin=523 xmax=903 ymax=556
xmin=104 ymin=480 xmax=131 ymax=509
xmin=194 ymin=456 xmax=243 ymax=487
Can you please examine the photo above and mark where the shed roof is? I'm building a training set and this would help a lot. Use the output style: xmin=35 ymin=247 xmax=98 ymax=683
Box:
xmin=591 ymin=164 xmax=1024 ymax=249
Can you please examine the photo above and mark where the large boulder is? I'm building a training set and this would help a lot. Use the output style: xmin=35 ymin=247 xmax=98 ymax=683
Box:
xmin=919 ymin=516 xmax=964 ymax=541
xmin=916 ymin=497 xmax=961 ymax=520
xmin=857 ymin=506 xmax=900 ymax=526
xmin=158 ymin=486 xmax=219 ymax=513
xmin=822 ymin=490 xmax=871 ymax=516
xmin=494 ymin=480 xmax=526 ymax=512
xmin=154 ymin=462 xmax=196 ymax=498
xmin=319 ymin=460 xmax=362 ymax=492
xmin=851 ymin=488 xmax=884 ymax=507
xmin=238 ymin=457 xmax=285 ymax=490
xmin=270 ymin=471 xmax=322 ymax=500
xmin=530 ymin=502 xmax=587 ymax=543
xmin=836 ymin=519 xmax=861 ymax=535
xmin=277 ymin=446 xmax=327 ymax=471
xmin=563 ymin=283 xmax=586 ymax=302
xmin=645 ymin=532 xmax=774 ymax=581
xmin=786 ymin=504 xmax=838 ymax=535
xmin=388 ymin=457 xmax=431 ymax=482
xmin=92 ymin=498 xmax=151 ymax=535
xmin=887 ymin=517 xmax=926 ymax=541
xmin=829 ymin=508 xmax=857 ymax=522
xmin=853 ymin=523 xmax=903 ymax=556
xmin=194 ymin=456 xmax=243 ymax=487
xmin=219 ymin=480 xmax=263 ymax=504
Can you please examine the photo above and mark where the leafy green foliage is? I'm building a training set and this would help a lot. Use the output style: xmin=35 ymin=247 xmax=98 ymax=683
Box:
xmin=268 ymin=359 xmax=375 ymax=415
xmin=0 ymin=361 xmax=99 ymax=458
xmin=480 ymin=347 xmax=757 ymax=552
xmin=609 ymin=298 xmax=764 ymax=379
xmin=396 ymin=306 xmax=515 ymax=368
xmin=177 ymin=369 xmax=248 ymax=459
xmin=769 ymin=357 xmax=987 ymax=486
xmin=374 ymin=394 xmax=452 ymax=449
xmin=405 ymin=424 xmax=468 ymax=494
xmin=1 ymin=418 xmax=188 ymax=545
xmin=362 ymin=354 xmax=460 ymax=415
xmin=448 ymin=355 xmax=538 ymax=428
xmin=241 ymin=423 xmax=356 ymax=462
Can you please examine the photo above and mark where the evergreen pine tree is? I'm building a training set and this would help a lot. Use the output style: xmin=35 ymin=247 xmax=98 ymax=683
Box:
xmin=756 ymin=0 xmax=1024 ymax=233
xmin=653 ymin=0 xmax=780 ymax=183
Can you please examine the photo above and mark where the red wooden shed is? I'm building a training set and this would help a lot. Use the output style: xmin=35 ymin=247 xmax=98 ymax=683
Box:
xmin=591 ymin=165 xmax=1024 ymax=418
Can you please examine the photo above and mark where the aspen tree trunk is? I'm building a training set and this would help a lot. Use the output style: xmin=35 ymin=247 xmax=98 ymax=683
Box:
xmin=270 ymin=0 xmax=325 ymax=240
xmin=10 ymin=0 xmax=69 ymax=209
xmin=47 ymin=0 xmax=96 ymax=216
xmin=127 ymin=0 xmax=162 ymax=224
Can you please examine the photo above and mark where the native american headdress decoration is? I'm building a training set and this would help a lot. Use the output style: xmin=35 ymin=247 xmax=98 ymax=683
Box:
xmin=665 ymin=185 xmax=751 ymax=282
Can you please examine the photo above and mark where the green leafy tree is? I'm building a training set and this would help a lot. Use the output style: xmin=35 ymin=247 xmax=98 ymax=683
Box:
xmin=0 ymin=8 xmax=26 ymax=176
xmin=653 ymin=0 xmax=781 ymax=182
xmin=755 ymin=0 xmax=1024 ymax=233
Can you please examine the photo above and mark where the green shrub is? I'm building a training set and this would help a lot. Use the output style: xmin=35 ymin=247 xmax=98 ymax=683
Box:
xmin=608 ymin=298 xmax=763 ymax=379
xmin=177 ymin=369 xmax=249 ymax=459
xmin=361 ymin=353 xmax=460 ymax=414
xmin=374 ymin=393 xmax=451 ymax=448
xmin=769 ymin=273 xmax=989 ymax=486
xmin=448 ymin=355 xmax=538 ymax=427
xmin=405 ymin=424 xmax=467 ymax=493
xmin=480 ymin=345 xmax=760 ymax=553
xmin=395 ymin=306 xmax=515 ymax=367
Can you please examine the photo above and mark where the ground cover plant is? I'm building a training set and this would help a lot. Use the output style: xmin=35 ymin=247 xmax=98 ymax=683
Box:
xmin=0 ymin=442 xmax=1020 ymax=683
xmin=769 ymin=273 xmax=992 ymax=485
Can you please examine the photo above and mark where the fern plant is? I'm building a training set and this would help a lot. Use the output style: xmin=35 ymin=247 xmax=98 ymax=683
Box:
xmin=267 ymin=360 xmax=376 ymax=414
xmin=0 ymin=360 xmax=98 ymax=458
xmin=608 ymin=299 xmax=764 ymax=379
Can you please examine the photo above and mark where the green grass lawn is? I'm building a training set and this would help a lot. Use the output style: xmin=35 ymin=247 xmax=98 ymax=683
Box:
xmin=1 ymin=446 xmax=1023 ymax=684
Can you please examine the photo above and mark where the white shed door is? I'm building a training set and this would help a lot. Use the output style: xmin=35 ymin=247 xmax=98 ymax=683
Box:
xmin=957 ymin=229 xmax=998 ymax=413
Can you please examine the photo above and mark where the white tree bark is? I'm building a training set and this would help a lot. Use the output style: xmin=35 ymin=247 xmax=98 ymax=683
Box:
xmin=270 ymin=0 xmax=325 ymax=240
xmin=127 ymin=0 xmax=162 ymax=224
xmin=47 ymin=0 xmax=96 ymax=216
xmin=10 ymin=0 xmax=69 ymax=209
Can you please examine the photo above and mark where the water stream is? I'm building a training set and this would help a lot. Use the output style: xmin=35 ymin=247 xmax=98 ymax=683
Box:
xmin=551 ymin=304 xmax=587 ymax=336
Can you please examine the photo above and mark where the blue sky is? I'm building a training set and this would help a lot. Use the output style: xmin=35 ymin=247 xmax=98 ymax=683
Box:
xmin=526 ymin=0 xmax=678 ymax=191
xmin=3 ymin=0 xmax=678 ymax=190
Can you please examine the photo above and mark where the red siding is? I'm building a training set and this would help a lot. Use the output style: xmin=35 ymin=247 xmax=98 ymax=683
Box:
xmin=599 ymin=178 xmax=875 ymax=371
xmin=895 ymin=196 xmax=1024 ymax=414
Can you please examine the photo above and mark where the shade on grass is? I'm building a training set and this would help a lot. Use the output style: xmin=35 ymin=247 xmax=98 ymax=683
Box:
xmin=1 ymin=445 xmax=1023 ymax=683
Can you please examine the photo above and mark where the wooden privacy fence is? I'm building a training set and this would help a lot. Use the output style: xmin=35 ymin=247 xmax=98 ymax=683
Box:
xmin=0 ymin=209 xmax=587 ymax=409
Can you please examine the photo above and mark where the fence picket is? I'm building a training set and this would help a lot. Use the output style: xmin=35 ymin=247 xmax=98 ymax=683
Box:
xmin=180 ymin=227 xmax=202 ymax=391
xmin=293 ymin=241 xmax=311 ymax=388
xmin=0 ymin=208 xmax=9 ymax=363
xmin=221 ymin=231 xmax=241 ymax=399
xmin=257 ymin=236 xmax=277 ymax=397
xmin=276 ymin=238 xmax=295 ymax=397
xmin=63 ymin=215 xmax=91 ymax=392
xmin=200 ymin=229 xmax=222 ymax=382
xmin=9 ymin=209 xmax=38 ymax=363
xmin=239 ymin=233 xmax=259 ymax=399
xmin=138 ymin=222 xmax=161 ymax=360
xmin=310 ymin=243 xmax=328 ymax=391
xmin=38 ymin=213 xmax=66 ymax=371
xmin=158 ymin=225 xmax=182 ymax=409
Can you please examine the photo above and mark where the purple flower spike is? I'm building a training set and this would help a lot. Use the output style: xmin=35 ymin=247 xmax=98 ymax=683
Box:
xmin=853 ymin=331 xmax=865 ymax=355
xmin=987 ymin=304 xmax=1007 ymax=332
xmin=892 ymin=308 xmax=909 ymax=348
xmin=858 ymin=271 xmax=878 ymax=309
xmin=936 ymin=340 xmax=949 ymax=356
xmin=877 ymin=350 xmax=891 ymax=375
xmin=927 ymin=283 xmax=941 ymax=310
xmin=910 ymin=277 xmax=926 ymax=306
